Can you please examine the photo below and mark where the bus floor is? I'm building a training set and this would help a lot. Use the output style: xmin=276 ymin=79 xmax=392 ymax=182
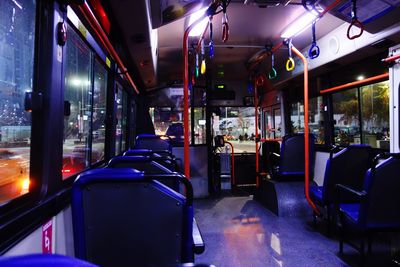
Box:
xmin=194 ymin=193 xmax=397 ymax=267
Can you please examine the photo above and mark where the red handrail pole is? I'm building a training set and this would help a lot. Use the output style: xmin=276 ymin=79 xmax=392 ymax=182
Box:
xmin=183 ymin=17 xmax=206 ymax=179
xmin=319 ymin=0 xmax=343 ymax=18
xmin=254 ymin=78 xmax=260 ymax=187
xmin=291 ymin=45 xmax=320 ymax=215
xmin=196 ymin=21 xmax=210 ymax=54
xmin=320 ymin=73 xmax=389 ymax=94
xmin=225 ymin=141 xmax=235 ymax=186
xmin=382 ymin=54 xmax=400 ymax=63
xmin=78 ymin=3 xmax=140 ymax=94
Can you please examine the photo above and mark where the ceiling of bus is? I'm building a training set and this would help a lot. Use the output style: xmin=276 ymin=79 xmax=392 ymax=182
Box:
xmin=103 ymin=1 xmax=398 ymax=92
xmin=156 ymin=2 xmax=344 ymax=83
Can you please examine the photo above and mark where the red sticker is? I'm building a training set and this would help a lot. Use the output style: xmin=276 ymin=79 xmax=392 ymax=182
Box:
xmin=42 ymin=220 xmax=53 ymax=254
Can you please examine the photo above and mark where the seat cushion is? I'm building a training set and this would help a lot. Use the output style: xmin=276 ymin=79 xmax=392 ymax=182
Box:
xmin=340 ymin=203 xmax=360 ymax=223
xmin=309 ymin=185 xmax=324 ymax=204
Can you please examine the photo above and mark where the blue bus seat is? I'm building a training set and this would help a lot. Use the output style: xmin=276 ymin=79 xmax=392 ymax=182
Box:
xmin=107 ymin=156 xmax=180 ymax=191
xmin=0 ymin=254 xmax=97 ymax=266
xmin=309 ymin=145 xmax=373 ymax=231
xmin=271 ymin=133 xmax=315 ymax=181
xmin=72 ymin=168 xmax=197 ymax=266
xmin=124 ymin=148 xmax=178 ymax=172
xmin=261 ymin=140 xmax=281 ymax=174
xmin=336 ymin=153 xmax=400 ymax=259
xmin=135 ymin=134 xmax=172 ymax=153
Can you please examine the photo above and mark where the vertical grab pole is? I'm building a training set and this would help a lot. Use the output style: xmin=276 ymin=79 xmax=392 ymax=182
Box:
xmin=183 ymin=17 xmax=207 ymax=179
xmin=291 ymin=45 xmax=320 ymax=215
xmin=254 ymin=77 xmax=263 ymax=188
xmin=225 ymin=141 xmax=235 ymax=186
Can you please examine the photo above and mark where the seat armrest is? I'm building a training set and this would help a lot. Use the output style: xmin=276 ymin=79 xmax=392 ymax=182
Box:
xmin=335 ymin=184 xmax=366 ymax=204
xmin=192 ymin=218 xmax=205 ymax=254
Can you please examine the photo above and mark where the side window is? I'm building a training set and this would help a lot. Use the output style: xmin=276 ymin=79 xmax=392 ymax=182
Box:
xmin=332 ymin=88 xmax=360 ymax=146
xmin=289 ymin=97 xmax=324 ymax=143
xmin=115 ymin=84 xmax=127 ymax=155
xmin=0 ymin=1 xmax=36 ymax=204
xmin=92 ymin=60 xmax=107 ymax=163
xmin=360 ymin=81 xmax=389 ymax=149
xmin=63 ymin=25 xmax=92 ymax=179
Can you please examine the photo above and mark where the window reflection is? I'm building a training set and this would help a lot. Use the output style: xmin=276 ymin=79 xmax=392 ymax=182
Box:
xmin=92 ymin=61 xmax=107 ymax=163
xmin=290 ymin=97 xmax=324 ymax=144
xmin=63 ymin=25 xmax=92 ymax=179
xmin=360 ymin=81 xmax=389 ymax=149
xmin=0 ymin=1 xmax=36 ymax=203
xmin=115 ymin=84 xmax=127 ymax=155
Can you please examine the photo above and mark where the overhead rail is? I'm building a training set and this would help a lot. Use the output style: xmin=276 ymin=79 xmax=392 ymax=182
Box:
xmin=320 ymin=73 xmax=389 ymax=94
xmin=247 ymin=0 xmax=344 ymax=71
xmin=76 ymin=2 xmax=140 ymax=94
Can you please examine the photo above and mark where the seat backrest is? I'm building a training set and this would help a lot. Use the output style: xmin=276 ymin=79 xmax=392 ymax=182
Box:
xmin=72 ymin=168 xmax=193 ymax=266
xmin=0 ymin=254 xmax=97 ymax=267
xmin=107 ymin=156 xmax=172 ymax=174
xmin=135 ymin=134 xmax=171 ymax=152
xmin=359 ymin=155 xmax=400 ymax=229
xmin=322 ymin=145 xmax=373 ymax=203
xmin=107 ymin=156 xmax=178 ymax=191
xmin=124 ymin=149 xmax=177 ymax=171
xmin=279 ymin=133 xmax=315 ymax=177
xmin=261 ymin=140 xmax=280 ymax=173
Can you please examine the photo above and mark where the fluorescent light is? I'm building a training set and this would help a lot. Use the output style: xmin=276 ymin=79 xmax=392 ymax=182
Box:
xmin=12 ymin=0 xmax=22 ymax=9
xmin=281 ymin=11 xmax=318 ymax=39
xmin=357 ymin=75 xmax=365 ymax=81
xmin=188 ymin=8 xmax=208 ymax=37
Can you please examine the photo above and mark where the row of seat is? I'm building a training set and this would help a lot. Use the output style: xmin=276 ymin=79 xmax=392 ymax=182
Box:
xmin=308 ymin=145 xmax=400 ymax=260
xmin=261 ymin=133 xmax=316 ymax=181
xmin=70 ymin=134 xmax=206 ymax=266
xmin=261 ymin=136 xmax=400 ymax=260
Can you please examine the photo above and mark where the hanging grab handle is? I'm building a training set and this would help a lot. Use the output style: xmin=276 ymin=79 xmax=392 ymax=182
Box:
xmin=209 ymin=17 xmax=214 ymax=58
xmin=347 ymin=0 xmax=364 ymax=40
xmin=222 ymin=0 xmax=229 ymax=43
xmin=268 ymin=53 xmax=277 ymax=79
xmin=308 ymin=22 xmax=320 ymax=59
xmin=286 ymin=39 xmax=295 ymax=71
xmin=286 ymin=58 xmax=295 ymax=71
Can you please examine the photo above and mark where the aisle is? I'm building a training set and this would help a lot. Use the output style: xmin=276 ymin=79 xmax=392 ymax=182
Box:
xmin=193 ymin=196 xmax=346 ymax=267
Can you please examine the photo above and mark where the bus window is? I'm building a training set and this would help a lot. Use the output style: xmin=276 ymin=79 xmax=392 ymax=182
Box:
xmin=290 ymin=97 xmax=324 ymax=143
xmin=115 ymin=85 xmax=127 ymax=155
xmin=215 ymin=107 xmax=257 ymax=153
xmin=63 ymin=25 xmax=92 ymax=179
xmin=92 ymin=60 xmax=107 ymax=163
xmin=0 ymin=1 xmax=36 ymax=204
xmin=273 ymin=108 xmax=282 ymax=139
xmin=332 ymin=88 xmax=360 ymax=146
xmin=360 ymin=81 xmax=389 ymax=149
xmin=193 ymin=107 xmax=206 ymax=145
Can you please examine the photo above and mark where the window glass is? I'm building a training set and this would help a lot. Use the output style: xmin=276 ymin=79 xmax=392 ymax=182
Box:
xmin=193 ymin=107 xmax=206 ymax=144
xmin=290 ymin=97 xmax=324 ymax=144
xmin=115 ymin=85 xmax=127 ymax=154
xmin=0 ymin=1 xmax=36 ymax=203
xmin=273 ymin=108 xmax=282 ymax=139
xmin=92 ymin=60 xmax=107 ymax=163
xmin=332 ymin=88 xmax=360 ymax=146
xmin=63 ymin=25 xmax=92 ymax=179
xmin=360 ymin=81 xmax=389 ymax=149
xmin=214 ymin=107 xmax=256 ymax=153
xmin=151 ymin=107 xmax=187 ymax=147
